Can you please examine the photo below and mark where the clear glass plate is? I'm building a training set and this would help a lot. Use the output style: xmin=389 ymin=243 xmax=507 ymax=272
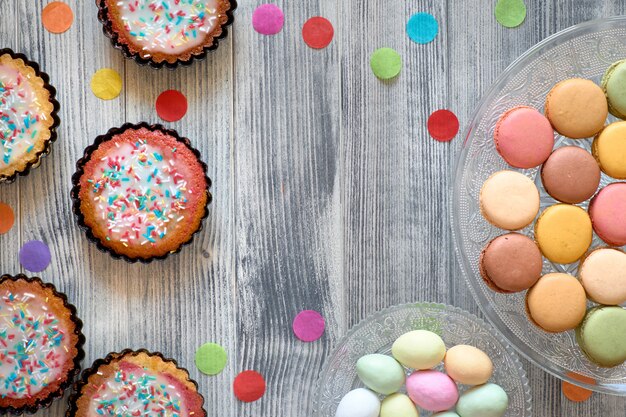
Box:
xmin=452 ymin=17 xmax=626 ymax=396
xmin=311 ymin=303 xmax=531 ymax=417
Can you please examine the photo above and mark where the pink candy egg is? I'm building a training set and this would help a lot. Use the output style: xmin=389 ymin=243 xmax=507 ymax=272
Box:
xmin=406 ymin=370 xmax=459 ymax=412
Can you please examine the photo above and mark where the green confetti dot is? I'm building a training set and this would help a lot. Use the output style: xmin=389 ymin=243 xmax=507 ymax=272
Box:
xmin=495 ymin=0 xmax=526 ymax=28
xmin=195 ymin=342 xmax=228 ymax=376
xmin=370 ymin=47 xmax=402 ymax=80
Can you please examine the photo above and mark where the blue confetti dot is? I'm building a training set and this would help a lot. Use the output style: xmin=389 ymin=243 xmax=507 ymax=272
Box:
xmin=406 ymin=13 xmax=438 ymax=44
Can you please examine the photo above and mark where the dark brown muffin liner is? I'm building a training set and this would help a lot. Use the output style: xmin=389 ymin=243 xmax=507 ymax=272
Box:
xmin=95 ymin=0 xmax=237 ymax=70
xmin=0 ymin=274 xmax=86 ymax=415
xmin=70 ymin=122 xmax=212 ymax=264
xmin=66 ymin=348 xmax=207 ymax=417
xmin=0 ymin=49 xmax=60 ymax=184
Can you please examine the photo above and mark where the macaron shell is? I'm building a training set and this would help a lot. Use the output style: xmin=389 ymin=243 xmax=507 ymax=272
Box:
xmin=534 ymin=204 xmax=592 ymax=264
xmin=526 ymin=273 xmax=587 ymax=333
xmin=545 ymin=78 xmax=608 ymax=139
xmin=479 ymin=233 xmax=542 ymax=293
xmin=494 ymin=106 xmax=554 ymax=168
xmin=602 ymin=59 xmax=626 ymax=119
xmin=444 ymin=345 xmax=493 ymax=385
xmin=406 ymin=370 xmax=459 ymax=412
xmin=455 ymin=383 xmax=509 ymax=417
xmin=579 ymin=248 xmax=626 ymax=305
xmin=380 ymin=393 xmax=419 ymax=417
xmin=576 ymin=306 xmax=626 ymax=367
xmin=588 ymin=183 xmax=626 ymax=246
xmin=480 ymin=171 xmax=540 ymax=230
xmin=592 ymin=121 xmax=626 ymax=179
xmin=540 ymin=146 xmax=601 ymax=204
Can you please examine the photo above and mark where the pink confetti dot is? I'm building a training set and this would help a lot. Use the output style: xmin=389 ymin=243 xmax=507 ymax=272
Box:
xmin=292 ymin=310 xmax=325 ymax=342
xmin=252 ymin=4 xmax=284 ymax=35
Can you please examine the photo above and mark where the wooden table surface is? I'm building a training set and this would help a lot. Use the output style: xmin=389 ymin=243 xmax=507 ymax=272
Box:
xmin=1 ymin=0 xmax=625 ymax=416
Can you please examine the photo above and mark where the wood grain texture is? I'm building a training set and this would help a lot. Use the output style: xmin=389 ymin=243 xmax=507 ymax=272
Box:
xmin=0 ymin=1 xmax=625 ymax=416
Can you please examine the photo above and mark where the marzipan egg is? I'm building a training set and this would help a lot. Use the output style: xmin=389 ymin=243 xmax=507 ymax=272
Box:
xmin=444 ymin=344 xmax=493 ymax=385
xmin=335 ymin=388 xmax=381 ymax=417
xmin=356 ymin=354 xmax=405 ymax=394
xmin=391 ymin=330 xmax=446 ymax=369
xmin=380 ymin=393 xmax=419 ymax=417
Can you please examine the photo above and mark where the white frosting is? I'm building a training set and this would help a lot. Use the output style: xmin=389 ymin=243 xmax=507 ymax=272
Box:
xmin=0 ymin=63 xmax=49 ymax=169
xmin=115 ymin=0 xmax=222 ymax=54
xmin=86 ymin=140 xmax=192 ymax=247
xmin=88 ymin=365 xmax=188 ymax=416
xmin=0 ymin=289 xmax=70 ymax=398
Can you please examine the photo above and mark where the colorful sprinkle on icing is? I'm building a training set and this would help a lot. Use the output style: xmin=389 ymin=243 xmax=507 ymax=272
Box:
xmin=116 ymin=0 xmax=222 ymax=54
xmin=89 ymin=364 xmax=188 ymax=417
xmin=0 ymin=62 xmax=48 ymax=169
xmin=0 ymin=289 xmax=69 ymax=399
xmin=86 ymin=138 xmax=193 ymax=247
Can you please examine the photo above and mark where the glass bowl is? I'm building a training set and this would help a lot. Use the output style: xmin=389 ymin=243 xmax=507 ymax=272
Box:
xmin=311 ymin=303 xmax=531 ymax=417
xmin=452 ymin=17 xmax=626 ymax=396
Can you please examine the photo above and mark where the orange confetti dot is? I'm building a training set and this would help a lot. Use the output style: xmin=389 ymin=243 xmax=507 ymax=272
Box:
xmin=42 ymin=2 xmax=74 ymax=34
xmin=562 ymin=372 xmax=595 ymax=402
xmin=0 ymin=202 xmax=15 ymax=235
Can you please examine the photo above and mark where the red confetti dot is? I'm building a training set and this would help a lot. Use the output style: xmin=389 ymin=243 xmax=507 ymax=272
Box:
xmin=427 ymin=109 xmax=459 ymax=142
xmin=233 ymin=370 xmax=266 ymax=403
xmin=302 ymin=17 xmax=334 ymax=49
xmin=156 ymin=89 xmax=188 ymax=122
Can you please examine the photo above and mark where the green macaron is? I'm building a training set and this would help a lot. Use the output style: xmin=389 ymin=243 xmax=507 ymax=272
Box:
xmin=576 ymin=306 xmax=626 ymax=367
xmin=602 ymin=59 xmax=626 ymax=119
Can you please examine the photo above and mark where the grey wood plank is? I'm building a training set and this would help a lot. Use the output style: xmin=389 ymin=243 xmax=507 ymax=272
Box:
xmin=0 ymin=0 xmax=21 ymax=276
xmin=232 ymin=0 xmax=343 ymax=415
xmin=339 ymin=0 xmax=454 ymax=323
xmin=13 ymin=1 xmax=131 ymax=415
xmin=122 ymin=39 xmax=236 ymax=417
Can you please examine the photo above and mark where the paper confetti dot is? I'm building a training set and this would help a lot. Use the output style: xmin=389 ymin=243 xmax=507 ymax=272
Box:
xmin=42 ymin=1 xmax=74 ymax=34
xmin=495 ymin=0 xmax=527 ymax=28
xmin=370 ymin=48 xmax=402 ymax=80
xmin=0 ymin=202 xmax=15 ymax=235
xmin=91 ymin=68 xmax=123 ymax=100
xmin=156 ymin=90 xmax=188 ymax=122
xmin=427 ymin=109 xmax=460 ymax=142
xmin=233 ymin=370 xmax=266 ymax=403
xmin=563 ymin=372 xmax=595 ymax=402
xmin=302 ymin=17 xmax=334 ymax=49
xmin=195 ymin=342 xmax=228 ymax=376
xmin=293 ymin=310 xmax=325 ymax=342
xmin=252 ymin=4 xmax=284 ymax=35
xmin=406 ymin=13 xmax=439 ymax=44
xmin=19 ymin=240 xmax=51 ymax=273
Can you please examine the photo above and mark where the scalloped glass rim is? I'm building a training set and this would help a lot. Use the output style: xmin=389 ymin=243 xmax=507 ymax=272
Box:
xmin=311 ymin=302 xmax=532 ymax=417
xmin=452 ymin=16 xmax=626 ymax=396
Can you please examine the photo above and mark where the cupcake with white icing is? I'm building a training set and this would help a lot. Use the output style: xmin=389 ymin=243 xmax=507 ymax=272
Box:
xmin=67 ymin=349 xmax=206 ymax=417
xmin=0 ymin=49 xmax=60 ymax=183
xmin=0 ymin=274 xmax=85 ymax=414
xmin=96 ymin=0 xmax=236 ymax=68
xmin=71 ymin=122 xmax=211 ymax=262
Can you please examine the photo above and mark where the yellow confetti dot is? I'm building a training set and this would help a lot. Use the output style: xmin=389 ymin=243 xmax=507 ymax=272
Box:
xmin=90 ymin=68 xmax=123 ymax=100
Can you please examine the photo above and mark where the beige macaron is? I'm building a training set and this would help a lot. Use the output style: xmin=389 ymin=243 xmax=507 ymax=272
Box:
xmin=579 ymin=248 xmax=626 ymax=305
xmin=526 ymin=273 xmax=587 ymax=333
xmin=545 ymin=78 xmax=608 ymax=139
xmin=480 ymin=170 xmax=540 ymax=230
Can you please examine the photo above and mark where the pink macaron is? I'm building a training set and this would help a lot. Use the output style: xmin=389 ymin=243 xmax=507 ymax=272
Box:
xmin=589 ymin=183 xmax=626 ymax=246
xmin=406 ymin=370 xmax=458 ymax=412
xmin=494 ymin=106 xmax=555 ymax=169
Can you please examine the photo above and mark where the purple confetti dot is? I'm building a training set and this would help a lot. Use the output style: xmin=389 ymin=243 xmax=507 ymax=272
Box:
xmin=292 ymin=310 xmax=325 ymax=342
xmin=19 ymin=240 xmax=51 ymax=272
xmin=252 ymin=4 xmax=284 ymax=35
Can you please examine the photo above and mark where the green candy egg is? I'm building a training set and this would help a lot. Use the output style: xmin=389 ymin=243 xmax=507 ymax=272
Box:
xmin=392 ymin=330 xmax=446 ymax=369
xmin=380 ymin=393 xmax=419 ymax=417
xmin=356 ymin=354 xmax=405 ymax=395
xmin=456 ymin=383 xmax=508 ymax=417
